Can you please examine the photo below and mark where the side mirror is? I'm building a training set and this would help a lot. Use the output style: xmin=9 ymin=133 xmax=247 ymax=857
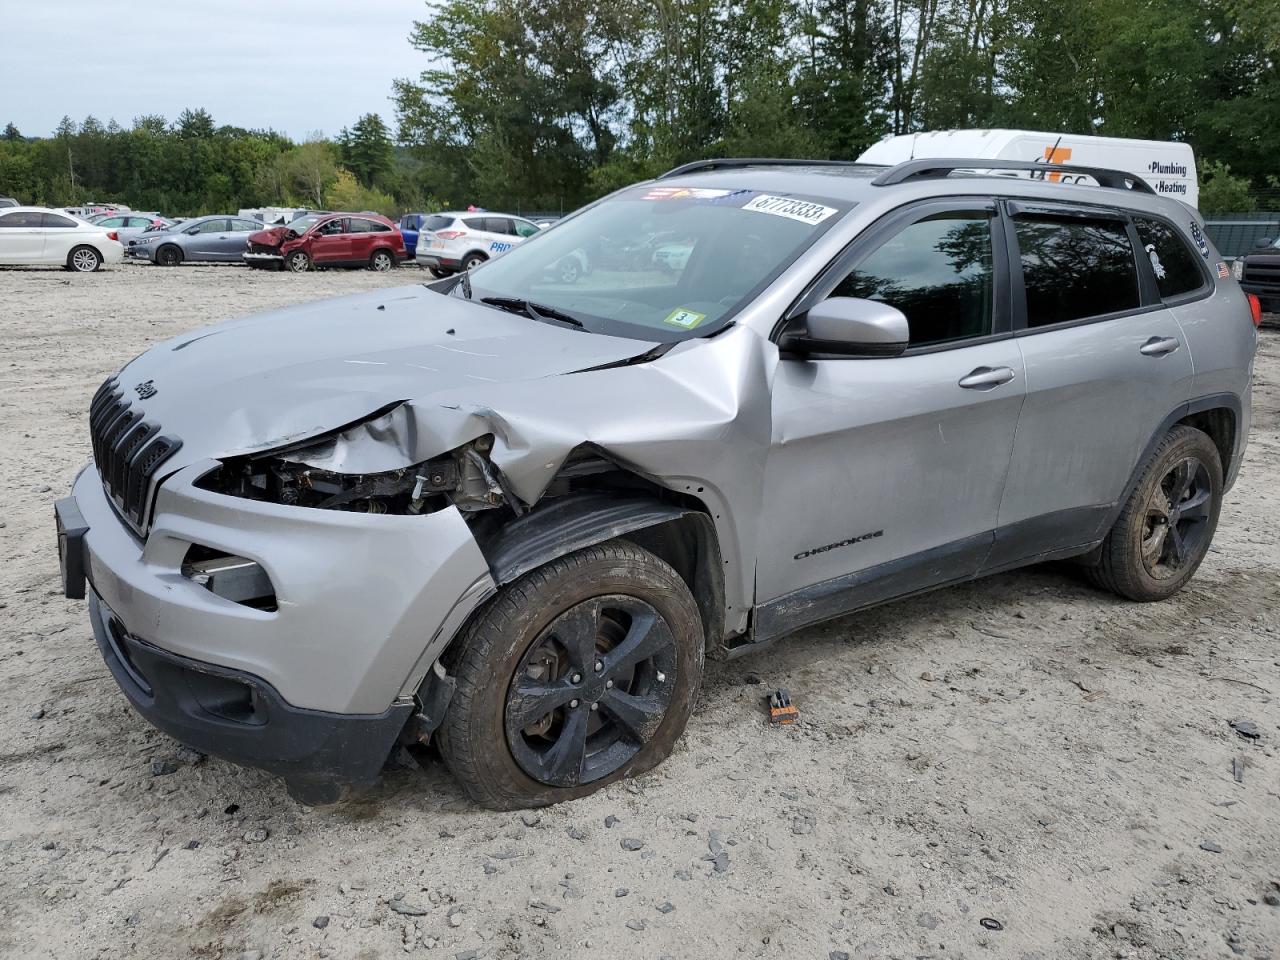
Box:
xmin=780 ymin=297 xmax=910 ymax=358
xmin=1255 ymin=237 xmax=1273 ymax=249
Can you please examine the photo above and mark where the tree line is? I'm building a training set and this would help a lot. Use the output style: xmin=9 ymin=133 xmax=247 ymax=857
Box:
xmin=0 ymin=109 xmax=419 ymax=218
xmin=3 ymin=0 xmax=1279 ymax=216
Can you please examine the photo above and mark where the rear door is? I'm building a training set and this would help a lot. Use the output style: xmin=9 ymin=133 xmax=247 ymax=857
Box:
xmin=346 ymin=217 xmax=377 ymax=262
xmin=987 ymin=203 xmax=1196 ymax=569
xmin=221 ymin=218 xmax=261 ymax=259
xmin=0 ymin=210 xmax=46 ymax=262
xmin=758 ymin=200 xmax=1026 ymax=620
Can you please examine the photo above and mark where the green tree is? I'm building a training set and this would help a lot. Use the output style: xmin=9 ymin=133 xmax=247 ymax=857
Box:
xmin=3 ymin=122 xmax=20 ymax=141
xmin=338 ymin=113 xmax=395 ymax=187
xmin=1198 ymin=160 xmax=1256 ymax=214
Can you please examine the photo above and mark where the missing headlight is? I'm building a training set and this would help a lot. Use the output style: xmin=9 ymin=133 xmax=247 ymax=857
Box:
xmin=195 ymin=435 xmax=509 ymax=516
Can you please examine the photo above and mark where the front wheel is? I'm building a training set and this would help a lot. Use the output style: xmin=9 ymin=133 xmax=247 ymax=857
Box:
xmin=1087 ymin=425 xmax=1223 ymax=601
xmin=286 ymin=250 xmax=311 ymax=273
xmin=155 ymin=245 xmax=182 ymax=267
xmin=438 ymin=541 xmax=704 ymax=810
xmin=66 ymin=245 xmax=103 ymax=272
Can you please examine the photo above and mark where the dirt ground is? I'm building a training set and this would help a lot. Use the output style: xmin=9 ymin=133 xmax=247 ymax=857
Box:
xmin=1 ymin=262 xmax=1278 ymax=960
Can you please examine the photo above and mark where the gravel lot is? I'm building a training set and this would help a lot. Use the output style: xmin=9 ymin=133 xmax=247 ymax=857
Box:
xmin=2 ymin=263 xmax=1278 ymax=959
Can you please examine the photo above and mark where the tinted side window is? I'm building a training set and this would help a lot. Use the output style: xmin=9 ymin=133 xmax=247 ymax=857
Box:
xmin=1016 ymin=217 xmax=1139 ymax=327
xmin=368 ymin=220 xmax=391 ymax=232
xmin=491 ymin=217 xmax=516 ymax=235
xmin=424 ymin=215 xmax=454 ymax=231
xmin=0 ymin=212 xmax=43 ymax=227
xmin=831 ymin=212 xmax=995 ymax=347
xmin=464 ymin=217 xmax=488 ymax=232
xmin=1134 ymin=217 xmax=1204 ymax=299
xmin=42 ymin=213 xmax=78 ymax=228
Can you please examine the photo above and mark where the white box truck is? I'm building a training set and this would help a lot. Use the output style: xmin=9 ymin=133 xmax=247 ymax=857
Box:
xmin=857 ymin=129 xmax=1198 ymax=207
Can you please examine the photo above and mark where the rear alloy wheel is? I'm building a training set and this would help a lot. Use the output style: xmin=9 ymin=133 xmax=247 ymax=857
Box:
xmin=156 ymin=245 xmax=182 ymax=267
xmin=370 ymin=249 xmax=394 ymax=272
xmin=286 ymin=250 xmax=311 ymax=273
xmin=438 ymin=541 xmax=704 ymax=810
xmin=1088 ymin=425 xmax=1222 ymax=601
xmin=66 ymin=245 xmax=102 ymax=272
xmin=462 ymin=252 xmax=487 ymax=271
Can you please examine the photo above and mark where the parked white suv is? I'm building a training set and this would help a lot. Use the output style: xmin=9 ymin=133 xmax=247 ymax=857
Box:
xmin=0 ymin=206 xmax=124 ymax=271
xmin=416 ymin=211 xmax=542 ymax=276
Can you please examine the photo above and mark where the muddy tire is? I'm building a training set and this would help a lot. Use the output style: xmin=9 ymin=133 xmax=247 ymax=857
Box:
xmin=286 ymin=250 xmax=311 ymax=273
xmin=66 ymin=245 xmax=102 ymax=272
xmin=1087 ymin=425 xmax=1222 ymax=601
xmin=438 ymin=541 xmax=704 ymax=810
xmin=155 ymin=244 xmax=182 ymax=267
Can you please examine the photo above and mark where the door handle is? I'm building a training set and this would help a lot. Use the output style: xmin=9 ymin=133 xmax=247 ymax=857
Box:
xmin=958 ymin=366 xmax=1016 ymax=390
xmin=1140 ymin=336 xmax=1181 ymax=356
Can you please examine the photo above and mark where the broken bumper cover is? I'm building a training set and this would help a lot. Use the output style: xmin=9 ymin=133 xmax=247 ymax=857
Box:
xmin=90 ymin=589 xmax=412 ymax=804
xmin=242 ymin=251 xmax=283 ymax=265
xmin=66 ymin=460 xmax=496 ymax=798
xmin=66 ymin=456 xmax=495 ymax=752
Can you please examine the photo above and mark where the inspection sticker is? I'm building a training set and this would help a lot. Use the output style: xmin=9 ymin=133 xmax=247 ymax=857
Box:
xmin=664 ymin=307 xmax=706 ymax=329
xmin=743 ymin=194 xmax=838 ymax=225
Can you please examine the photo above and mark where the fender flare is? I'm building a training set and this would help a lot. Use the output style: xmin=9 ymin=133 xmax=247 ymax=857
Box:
xmin=481 ymin=492 xmax=695 ymax=586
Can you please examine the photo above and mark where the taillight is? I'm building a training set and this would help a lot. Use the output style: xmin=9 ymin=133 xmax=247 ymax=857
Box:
xmin=1247 ymin=293 xmax=1263 ymax=327
xmin=435 ymin=230 xmax=465 ymax=240
xmin=107 ymin=231 xmax=118 ymax=241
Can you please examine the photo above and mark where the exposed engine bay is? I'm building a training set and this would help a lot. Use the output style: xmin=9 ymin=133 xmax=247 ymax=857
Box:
xmin=196 ymin=435 xmax=512 ymax=516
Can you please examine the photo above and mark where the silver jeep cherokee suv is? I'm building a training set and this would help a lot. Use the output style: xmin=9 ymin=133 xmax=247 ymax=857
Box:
xmin=56 ymin=158 xmax=1258 ymax=809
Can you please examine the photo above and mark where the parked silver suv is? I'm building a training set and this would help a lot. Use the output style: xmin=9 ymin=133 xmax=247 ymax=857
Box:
xmin=56 ymin=158 xmax=1258 ymax=809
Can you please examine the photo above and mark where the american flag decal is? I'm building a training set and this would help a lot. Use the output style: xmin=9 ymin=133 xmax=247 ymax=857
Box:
xmin=1217 ymin=261 xmax=1230 ymax=279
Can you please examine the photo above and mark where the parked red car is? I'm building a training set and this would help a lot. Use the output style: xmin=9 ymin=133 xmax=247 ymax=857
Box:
xmin=242 ymin=212 xmax=406 ymax=272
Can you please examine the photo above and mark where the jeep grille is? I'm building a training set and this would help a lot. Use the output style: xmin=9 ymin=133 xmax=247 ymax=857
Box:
xmin=89 ymin=376 xmax=182 ymax=533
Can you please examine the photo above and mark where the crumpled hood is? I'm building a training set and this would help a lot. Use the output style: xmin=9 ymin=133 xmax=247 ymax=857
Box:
xmin=248 ymin=226 xmax=292 ymax=248
xmin=116 ymin=284 xmax=655 ymax=473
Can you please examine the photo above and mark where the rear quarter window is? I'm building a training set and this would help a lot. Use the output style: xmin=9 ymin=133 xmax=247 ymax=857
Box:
xmin=1134 ymin=217 xmax=1206 ymax=299
xmin=424 ymin=215 xmax=454 ymax=231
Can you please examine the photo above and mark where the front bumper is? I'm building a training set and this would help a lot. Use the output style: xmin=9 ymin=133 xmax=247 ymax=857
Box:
xmin=125 ymin=244 xmax=156 ymax=261
xmin=242 ymin=251 xmax=283 ymax=267
xmin=65 ymin=461 xmax=495 ymax=715
xmin=89 ymin=590 xmax=411 ymax=803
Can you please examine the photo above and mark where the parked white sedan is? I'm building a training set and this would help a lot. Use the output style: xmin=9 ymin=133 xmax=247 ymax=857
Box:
xmin=0 ymin=207 xmax=124 ymax=271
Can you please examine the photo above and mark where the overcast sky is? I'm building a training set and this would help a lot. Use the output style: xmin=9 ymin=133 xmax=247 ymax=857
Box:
xmin=0 ymin=1 xmax=429 ymax=139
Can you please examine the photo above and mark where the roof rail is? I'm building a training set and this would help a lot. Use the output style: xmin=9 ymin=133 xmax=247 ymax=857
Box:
xmin=871 ymin=158 xmax=1156 ymax=194
xmin=657 ymin=157 xmax=871 ymax=179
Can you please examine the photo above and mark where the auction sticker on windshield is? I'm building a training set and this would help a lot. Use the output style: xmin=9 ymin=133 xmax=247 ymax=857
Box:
xmin=664 ymin=308 xmax=706 ymax=329
xmin=744 ymin=195 xmax=838 ymax=225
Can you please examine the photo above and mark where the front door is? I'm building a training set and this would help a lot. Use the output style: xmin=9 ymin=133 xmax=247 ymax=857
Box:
xmin=988 ymin=205 xmax=1198 ymax=567
xmin=186 ymin=218 xmax=230 ymax=261
xmin=758 ymin=202 xmax=1025 ymax=636
xmin=0 ymin=210 xmax=46 ymax=262
xmin=309 ymin=217 xmax=352 ymax=264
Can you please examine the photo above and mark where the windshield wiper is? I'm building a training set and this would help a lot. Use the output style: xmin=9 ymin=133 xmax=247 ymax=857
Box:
xmin=479 ymin=296 xmax=584 ymax=329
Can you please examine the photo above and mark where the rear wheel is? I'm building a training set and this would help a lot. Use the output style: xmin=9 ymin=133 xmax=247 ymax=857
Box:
xmin=286 ymin=250 xmax=311 ymax=273
xmin=557 ymin=258 xmax=581 ymax=284
xmin=66 ymin=245 xmax=102 ymax=272
xmin=462 ymin=252 xmax=487 ymax=271
xmin=369 ymin=249 xmax=394 ymax=272
xmin=1087 ymin=425 xmax=1222 ymax=601
xmin=155 ymin=245 xmax=182 ymax=267
xmin=438 ymin=541 xmax=704 ymax=810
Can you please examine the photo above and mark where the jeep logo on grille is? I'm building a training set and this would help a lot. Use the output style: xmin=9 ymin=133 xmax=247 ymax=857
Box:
xmin=133 ymin=380 xmax=157 ymax=400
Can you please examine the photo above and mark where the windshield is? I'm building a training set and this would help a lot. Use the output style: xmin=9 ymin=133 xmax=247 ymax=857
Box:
xmin=464 ymin=185 xmax=850 ymax=341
